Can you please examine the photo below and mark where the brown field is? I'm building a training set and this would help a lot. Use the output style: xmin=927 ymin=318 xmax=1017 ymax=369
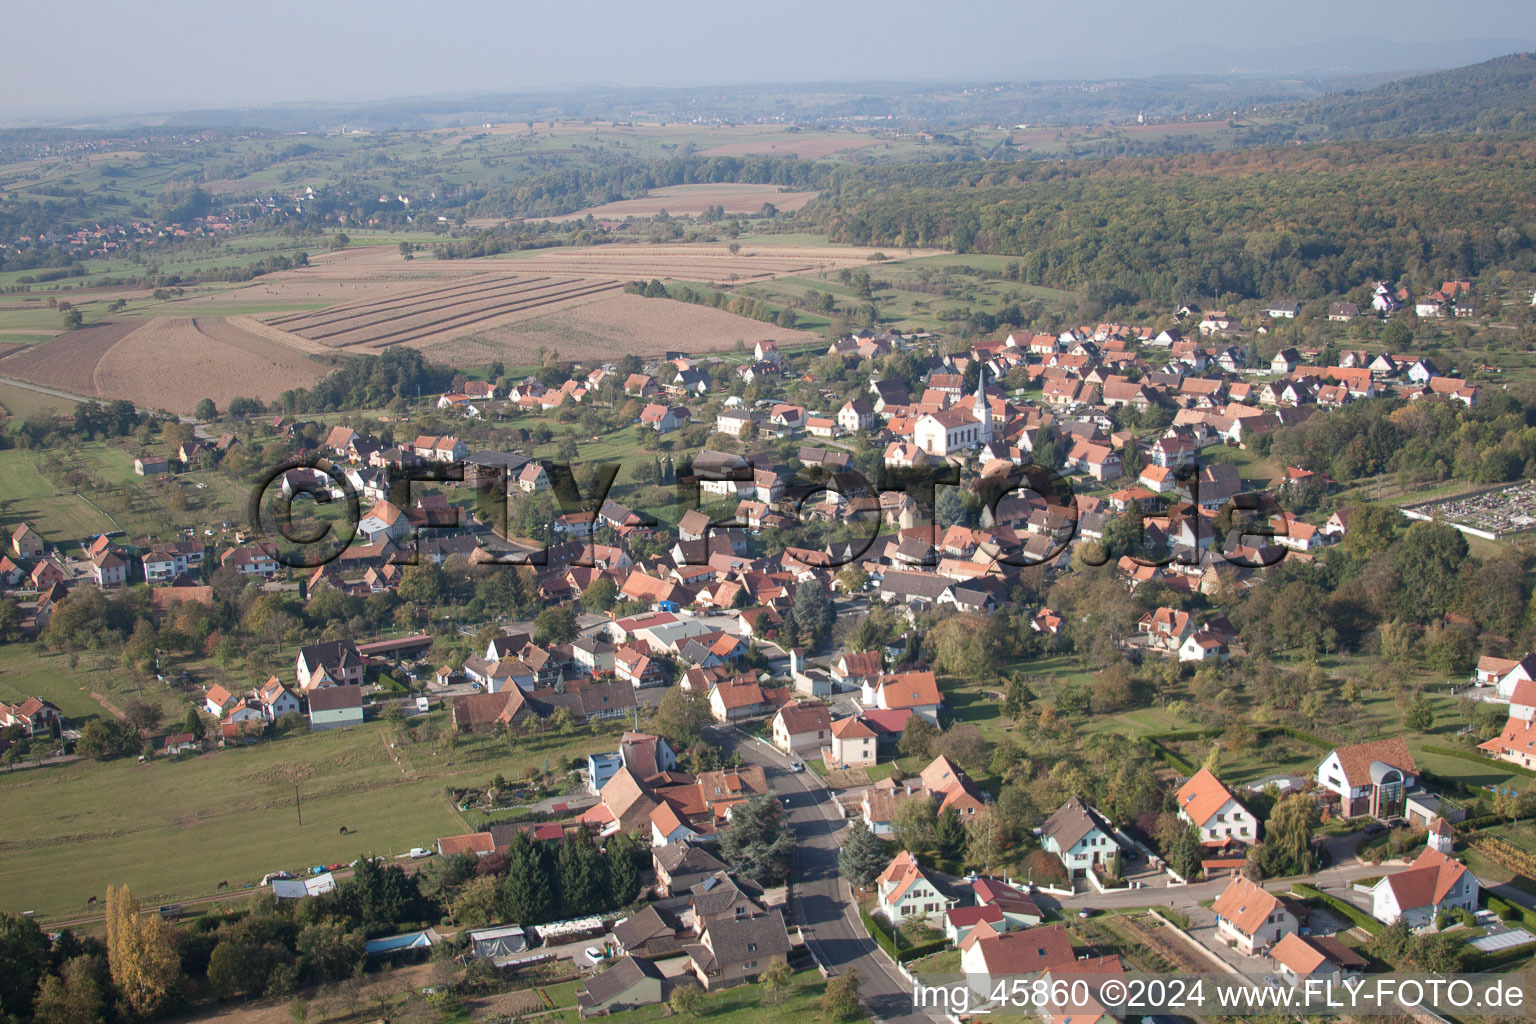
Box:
xmin=422 ymin=291 xmax=824 ymax=366
xmin=528 ymin=183 xmax=820 ymax=223
xmin=0 ymin=321 xmax=144 ymax=397
xmin=91 ymin=318 xmax=329 ymax=414
xmin=0 ymin=317 xmax=327 ymax=414
xmin=0 ymin=343 xmax=26 ymax=361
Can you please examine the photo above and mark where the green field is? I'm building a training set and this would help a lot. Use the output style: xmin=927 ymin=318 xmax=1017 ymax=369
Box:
xmin=0 ymin=705 xmax=633 ymax=918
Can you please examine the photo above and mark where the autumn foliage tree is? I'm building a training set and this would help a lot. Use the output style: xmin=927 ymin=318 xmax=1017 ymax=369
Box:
xmin=105 ymin=885 xmax=185 ymax=1018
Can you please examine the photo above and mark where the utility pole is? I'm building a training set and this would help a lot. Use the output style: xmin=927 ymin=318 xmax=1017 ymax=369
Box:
xmin=295 ymin=782 xmax=302 ymax=825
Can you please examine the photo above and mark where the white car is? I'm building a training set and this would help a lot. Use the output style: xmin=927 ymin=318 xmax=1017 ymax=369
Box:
xmin=583 ymin=946 xmax=604 ymax=964
xmin=787 ymin=761 xmax=805 ymax=773
xmin=408 ymin=847 xmax=432 ymax=859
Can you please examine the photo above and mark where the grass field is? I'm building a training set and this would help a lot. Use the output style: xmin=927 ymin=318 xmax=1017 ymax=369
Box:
xmin=0 ymin=381 xmax=77 ymax=417
xmin=0 ymin=705 xmax=634 ymax=918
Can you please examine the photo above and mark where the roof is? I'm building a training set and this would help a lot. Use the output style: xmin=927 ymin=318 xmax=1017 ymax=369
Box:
xmin=307 ymin=685 xmax=363 ymax=712
xmin=832 ymin=715 xmax=877 ymax=740
xmin=437 ymin=832 xmax=494 ymax=856
xmin=1040 ymin=797 xmax=1113 ymax=852
xmin=654 ymin=843 xmax=726 ymax=878
xmin=1177 ymin=767 xmax=1245 ymax=827
xmin=946 ymin=904 xmax=1005 ymax=928
xmin=697 ymin=909 xmax=791 ymax=968
xmin=776 ymin=701 xmax=832 ymax=735
xmin=579 ymin=955 xmax=663 ymax=1007
xmin=962 ymin=922 xmax=1075 ymax=974
xmin=1212 ymin=873 xmax=1283 ymax=937
xmin=1271 ymin=932 xmax=1327 ymax=975
xmin=1381 ymin=848 xmax=1470 ymax=911
xmin=1329 ymin=737 xmax=1418 ymax=788
xmin=877 ymin=671 xmax=941 ymax=709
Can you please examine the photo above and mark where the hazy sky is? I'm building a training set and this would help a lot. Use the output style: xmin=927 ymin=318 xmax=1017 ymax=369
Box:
xmin=10 ymin=0 xmax=1536 ymax=116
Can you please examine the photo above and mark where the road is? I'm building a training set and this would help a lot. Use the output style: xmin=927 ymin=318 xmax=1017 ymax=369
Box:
xmin=0 ymin=374 xmax=215 ymax=439
xmin=715 ymin=726 xmax=938 ymax=1024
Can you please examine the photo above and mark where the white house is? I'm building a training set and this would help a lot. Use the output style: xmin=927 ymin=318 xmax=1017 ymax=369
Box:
xmin=1175 ymin=767 xmax=1257 ymax=846
xmin=828 ymin=715 xmax=878 ymax=768
xmin=1316 ymin=737 xmax=1417 ymax=819
xmin=1369 ymin=848 xmax=1479 ymax=928
xmin=1038 ymin=797 xmax=1119 ymax=878
xmin=875 ymin=851 xmax=956 ymax=923
xmin=1213 ymin=874 xmax=1297 ymax=955
xmin=769 ymin=701 xmax=832 ymax=757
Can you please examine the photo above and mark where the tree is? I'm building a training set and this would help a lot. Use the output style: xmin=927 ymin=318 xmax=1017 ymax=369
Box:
xmin=964 ymin=806 xmax=1007 ymax=873
xmin=207 ymin=940 xmax=253 ymax=1000
xmin=934 ymin=807 xmax=966 ymax=860
xmin=1258 ymin=793 xmax=1322 ymax=878
xmin=0 ymin=912 xmax=50 ymax=1018
xmin=837 ymin=820 xmax=889 ymax=887
xmin=821 ymin=968 xmax=861 ymax=1022
xmin=1002 ymin=676 xmax=1033 ymax=722
xmin=500 ymin=832 xmax=555 ymax=925
xmin=123 ymin=700 xmax=162 ymax=735
xmin=0 ymin=598 xmax=22 ymax=643
xmin=448 ymin=875 xmax=502 ymax=928
xmin=897 ymin=715 xmax=939 ymax=760
xmin=194 ymin=399 xmax=217 ymax=420
xmin=892 ymin=795 xmax=938 ymax=853
xmin=928 ymin=614 xmax=1001 ymax=680
xmin=1404 ymin=691 xmax=1434 ymax=733
xmin=652 ymin=686 xmax=711 ymax=747
xmin=76 ymin=718 xmax=140 ymax=760
xmin=605 ymin=834 xmax=641 ymax=906
xmin=533 ymin=605 xmax=578 ymax=645
xmin=581 ymin=578 xmax=617 ymax=613
xmin=717 ymin=794 xmax=796 ymax=886
xmin=1155 ymin=814 xmax=1202 ymax=881
xmin=105 ymin=885 xmax=185 ymax=1018
xmin=183 ymin=706 xmax=202 ymax=736
xmin=294 ymin=921 xmax=364 ymax=982
xmin=669 ymin=982 xmax=703 ymax=1018
xmin=760 ymin=958 xmax=794 ymax=1005
xmin=557 ymin=827 xmax=608 ymax=916
xmin=397 ymin=563 xmax=444 ymax=608
xmin=934 ymin=723 xmax=989 ymax=774
xmin=34 ymin=955 xmax=110 ymax=1024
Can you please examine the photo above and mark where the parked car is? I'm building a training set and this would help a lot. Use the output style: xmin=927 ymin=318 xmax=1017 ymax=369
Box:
xmin=261 ymin=872 xmax=293 ymax=885
xmin=409 ymin=847 xmax=432 ymax=859
xmin=787 ymin=761 xmax=805 ymax=773
xmin=583 ymin=946 xmax=604 ymax=965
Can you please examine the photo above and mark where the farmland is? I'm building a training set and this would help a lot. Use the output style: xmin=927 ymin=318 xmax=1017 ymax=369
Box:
xmin=528 ymin=183 xmax=820 ymax=222
xmin=0 ymin=317 xmax=329 ymax=413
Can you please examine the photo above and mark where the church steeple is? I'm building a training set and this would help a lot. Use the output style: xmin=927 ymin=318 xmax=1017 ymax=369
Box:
xmin=974 ymin=360 xmax=993 ymax=445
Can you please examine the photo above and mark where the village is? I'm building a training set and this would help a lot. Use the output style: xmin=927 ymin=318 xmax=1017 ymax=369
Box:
xmin=4 ymin=269 xmax=1536 ymax=1024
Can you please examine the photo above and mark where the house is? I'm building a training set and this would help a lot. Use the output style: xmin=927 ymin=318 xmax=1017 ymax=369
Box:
xmin=875 ymin=851 xmax=957 ymax=922
xmin=869 ymin=671 xmax=942 ymax=722
xmin=257 ymin=677 xmax=302 ymax=720
xmin=1270 ymin=347 xmax=1300 ymax=374
xmin=135 ymin=455 xmax=170 ymax=476
xmin=141 ymin=541 xmax=206 ymax=584
xmin=1212 ymin=873 xmax=1297 ymax=955
xmin=1271 ymin=933 xmax=1367 ymax=986
xmin=307 ymin=684 xmax=364 ymax=731
xmin=1327 ymin=302 xmax=1360 ymax=322
xmin=838 ymin=399 xmax=875 ymax=433
xmin=1316 ymin=737 xmax=1418 ymax=819
xmin=970 ymin=877 xmax=1044 ymax=929
xmin=640 ymin=404 xmax=690 ymax=434
xmin=437 ymin=832 xmax=496 ymax=858
xmin=831 ymin=650 xmax=883 ymax=689
xmin=10 ymin=522 xmax=44 ymax=559
xmin=921 ymin=754 xmax=987 ymax=818
xmin=1137 ymin=607 xmax=1193 ymax=649
xmin=683 ymin=910 xmax=791 ymax=990
xmin=1179 ymin=629 xmax=1230 ymax=662
xmin=1176 ymin=767 xmax=1257 ymax=848
xmin=0 ymin=697 xmax=62 ymax=737
xmin=164 ymin=733 xmax=203 ymax=756
xmin=1039 ymin=797 xmax=1119 ymax=878
xmin=1369 ymin=848 xmax=1479 ymax=928
xmin=913 ymin=408 xmax=982 ymax=457
xmin=203 ymin=684 xmax=237 ymax=716
xmin=296 ymin=640 xmax=365 ymax=690
xmin=357 ymin=500 xmax=411 ymax=543
xmin=708 ymin=681 xmax=768 ymax=723
xmin=960 ymin=922 xmax=1076 ymax=992
xmin=769 ymin=700 xmax=832 ymax=756
xmin=624 ymin=373 xmax=658 ymax=397
xmin=1266 ymin=301 xmax=1301 ymax=320
xmin=653 ymin=844 xmax=728 ymax=897
xmin=91 ymin=548 xmax=128 ymax=588
xmin=1478 ymin=685 xmax=1536 ymax=769
xmin=222 ymin=543 xmax=279 ymax=577
xmin=828 ymin=714 xmax=878 ymax=767
xmin=611 ymin=904 xmax=686 ymax=958
xmin=577 ymin=955 xmax=665 ymax=1017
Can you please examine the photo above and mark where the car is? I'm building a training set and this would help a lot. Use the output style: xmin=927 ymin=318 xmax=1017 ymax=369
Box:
xmin=408 ymin=847 xmax=432 ymax=859
xmin=787 ymin=761 xmax=805 ymax=773
xmin=583 ymin=946 xmax=604 ymax=965
xmin=262 ymin=872 xmax=293 ymax=886
xmin=1362 ymin=823 xmax=1387 ymax=837
xmin=1077 ymin=908 xmax=1095 ymax=919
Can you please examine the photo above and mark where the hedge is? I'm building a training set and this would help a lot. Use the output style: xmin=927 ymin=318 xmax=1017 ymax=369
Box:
xmin=1259 ymin=725 xmax=1331 ymax=750
xmin=1421 ymin=745 xmax=1536 ymax=778
xmin=1292 ymin=884 xmax=1383 ymax=935
xmin=1467 ymin=940 xmax=1536 ymax=972
xmin=1484 ymin=895 xmax=1536 ymax=930
xmin=1141 ymin=738 xmax=1197 ymax=775
xmin=859 ymin=906 xmax=949 ymax=963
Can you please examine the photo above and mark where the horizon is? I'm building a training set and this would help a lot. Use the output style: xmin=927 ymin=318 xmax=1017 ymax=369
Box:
xmin=6 ymin=0 xmax=1536 ymax=120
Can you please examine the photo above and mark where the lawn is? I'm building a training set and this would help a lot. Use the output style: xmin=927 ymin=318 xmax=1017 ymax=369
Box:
xmin=0 ymin=448 xmax=117 ymax=543
xmin=540 ymin=968 xmax=827 ymax=1024
xmin=0 ymin=645 xmax=189 ymax=725
xmin=0 ymin=697 xmax=635 ymax=919
xmin=0 ymin=381 xmax=76 ymax=418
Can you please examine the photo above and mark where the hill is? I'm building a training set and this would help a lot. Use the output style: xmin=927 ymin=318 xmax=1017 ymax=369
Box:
xmin=1287 ymin=51 xmax=1536 ymax=138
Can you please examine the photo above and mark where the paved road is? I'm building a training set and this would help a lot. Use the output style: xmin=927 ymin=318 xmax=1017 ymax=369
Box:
xmin=715 ymin=727 xmax=938 ymax=1024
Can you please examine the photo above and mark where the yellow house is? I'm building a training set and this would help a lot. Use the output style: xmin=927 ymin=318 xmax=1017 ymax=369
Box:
xmin=829 ymin=715 xmax=877 ymax=768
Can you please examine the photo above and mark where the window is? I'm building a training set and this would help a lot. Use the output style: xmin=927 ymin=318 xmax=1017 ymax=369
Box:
xmin=746 ymin=943 xmax=757 ymax=952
